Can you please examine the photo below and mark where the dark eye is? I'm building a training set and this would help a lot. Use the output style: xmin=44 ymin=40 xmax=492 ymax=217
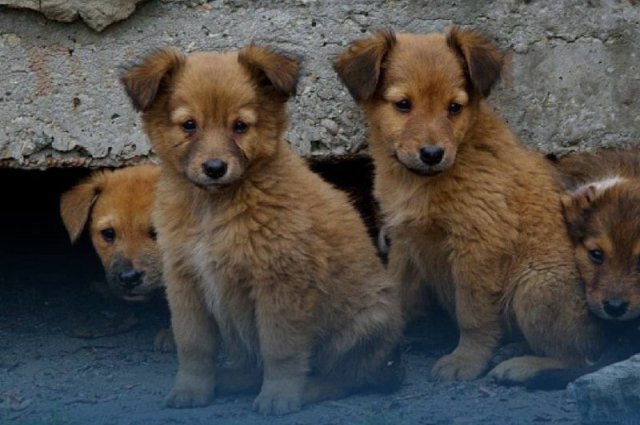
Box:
xmin=394 ymin=99 xmax=412 ymax=113
xmin=181 ymin=119 xmax=197 ymax=134
xmin=588 ymin=249 xmax=604 ymax=265
xmin=100 ymin=227 xmax=116 ymax=243
xmin=448 ymin=103 xmax=462 ymax=116
xmin=233 ymin=120 xmax=249 ymax=134
xmin=149 ymin=227 xmax=158 ymax=241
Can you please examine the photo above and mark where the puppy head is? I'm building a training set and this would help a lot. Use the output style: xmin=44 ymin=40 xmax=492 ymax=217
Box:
xmin=562 ymin=177 xmax=640 ymax=322
xmin=121 ymin=46 xmax=300 ymax=191
xmin=60 ymin=165 xmax=163 ymax=301
xmin=334 ymin=27 xmax=506 ymax=176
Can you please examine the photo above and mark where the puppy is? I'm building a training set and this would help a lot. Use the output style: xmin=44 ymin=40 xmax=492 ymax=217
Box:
xmin=334 ymin=27 xmax=602 ymax=383
xmin=61 ymin=165 xmax=174 ymax=351
xmin=524 ymin=150 xmax=640 ymax=389
xmin=61 ymin=165 xmax=162 ymax=302
xmin=121 ymin=45 xmax=403 ymax=415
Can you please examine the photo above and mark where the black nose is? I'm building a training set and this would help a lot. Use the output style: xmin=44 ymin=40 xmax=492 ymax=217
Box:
xmin=419 ymin=146 xmax=444 ymax=166
xmin=602 ymin=299 xmax=629 ymax=318
xmin=118 ymin=269 xmax=143 ymax=289
xmin=202 ymin=159 xmax=228 ymax=180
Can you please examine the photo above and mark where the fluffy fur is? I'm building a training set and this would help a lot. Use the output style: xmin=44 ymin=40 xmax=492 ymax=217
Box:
xmin=334 ymin=27 xmax=602 ymax=383
xmin=121 ymin=45 xmax=403 ymax=415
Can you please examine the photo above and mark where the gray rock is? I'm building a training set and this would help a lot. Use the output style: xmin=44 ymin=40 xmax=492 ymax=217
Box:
xmin=0 ymin=0 xmax=639 ymax=169
xmin=0 ymin=0 xmax=145 ymax=31
xmin=571 ymin=354 xmax=640 ymax=425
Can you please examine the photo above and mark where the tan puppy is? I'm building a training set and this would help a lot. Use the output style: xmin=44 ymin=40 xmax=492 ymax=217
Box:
xmin=61 ymin=165 xmax=174 ymax=351
xmin=557 ymin=150 xmax=640 ymax=322
xmin=121 ymin=45 xmax=403 ymax=415
xmin=523 ymin=150 xmax=640 ymax=388
xmin=334 ymin=27 xmax=602 ymax=383
xmin=61 ymin=165 xmax=162 ymax=302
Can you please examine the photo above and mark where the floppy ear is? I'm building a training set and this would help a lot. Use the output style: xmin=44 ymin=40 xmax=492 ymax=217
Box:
xmin=238 ymin=45 xmax=301 ymax=100
xmin=447 ymin=26 xmax=506 ymax=98
xmin=120 ymin=48 xmax=186 ymax=112
xmin=333 ymin=30 xmax=396 ymax=103
xmin=561 ymin=178 xmax=622 ymax=242
xmin=60 ymin=172 xmax=106 ymax=243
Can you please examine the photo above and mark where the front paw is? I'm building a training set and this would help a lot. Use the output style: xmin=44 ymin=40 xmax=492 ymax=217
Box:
xmin=154 ymin=328 xmax=176 ymax=352
xmin=253 ymin=383 xmax=302 ymax=415
xmin=488 ymin=356 xmax=551 ymax=384
xmin=432 ymin=351 xmax=487 ymax=381
xmin=165 ymin=374 xmax=215 ymax=408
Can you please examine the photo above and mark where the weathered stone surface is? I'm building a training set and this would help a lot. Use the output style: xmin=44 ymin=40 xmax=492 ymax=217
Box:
xmin=0 ymin=0 xmax=145 ymax=32
xmin=0 ymin=0 xmax=639 ymax=169
xmin=571 ymin=354 xmax=640 ymax=425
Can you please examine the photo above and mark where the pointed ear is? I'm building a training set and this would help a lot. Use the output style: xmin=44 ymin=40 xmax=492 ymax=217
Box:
xmin=447 ymin=26 xmax=506 ymax=98
xmin=561 ymin=178 xmax=622 ymax=242
xmin=60 ymin=172 xmax=106 ymax=243
xmin=333 ymin=30 xmax=396 ymax=102
xmin=120 ymin=48 xmax=186 ymax=112
xmin=238 ymin=45 xmax=301 ymax=100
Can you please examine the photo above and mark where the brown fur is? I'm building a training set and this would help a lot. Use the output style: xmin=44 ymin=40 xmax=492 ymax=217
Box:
xmin=551 ymin=148 xmax=640 ymax=189
xmin=335 ymin=27 xmax=602 ymax=383
xmin=121 ymin=45 xmax=403 ymax=415
xmin=557 ymin=149 xmax=640 ymax=322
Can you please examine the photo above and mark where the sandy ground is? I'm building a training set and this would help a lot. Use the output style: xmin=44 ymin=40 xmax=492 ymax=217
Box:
xmin=0 ymin=260 xmax=584 ymax=425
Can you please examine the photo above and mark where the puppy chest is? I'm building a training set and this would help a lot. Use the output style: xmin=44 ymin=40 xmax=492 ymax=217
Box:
xmin=190 ymin=239 xmax=259 ymax=354
xmin=402 ymin=228 xmax=455 ymax=311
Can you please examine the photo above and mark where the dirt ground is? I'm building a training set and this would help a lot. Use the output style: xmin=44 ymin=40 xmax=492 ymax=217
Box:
xmin=1 ymin=264 xmax=583 ymax=425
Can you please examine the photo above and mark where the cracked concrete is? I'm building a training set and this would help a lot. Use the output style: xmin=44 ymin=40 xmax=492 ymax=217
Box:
xmin=0 ymin=0 xmax=639 ymax=169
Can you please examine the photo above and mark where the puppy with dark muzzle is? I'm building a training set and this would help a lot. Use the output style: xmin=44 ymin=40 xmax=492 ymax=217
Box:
xmin=61 ymin=165 xmax=174 ymax=350
xmin=524 ymin=149 xmax=640 ymax=389
xmin=335 ymin=27 xmax=603 ymax=384
xmin=121 ymin=45 xmax=403 ymax=415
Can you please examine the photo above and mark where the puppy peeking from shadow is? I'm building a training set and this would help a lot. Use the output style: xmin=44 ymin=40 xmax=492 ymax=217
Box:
xmin=61 ymin=164 xmax=174 ymax=351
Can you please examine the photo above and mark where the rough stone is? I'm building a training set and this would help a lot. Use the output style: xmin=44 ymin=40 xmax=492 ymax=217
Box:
xmin=571 ymin=354 xmax=640 ymax=425
xmin=0 ymin=0 xmax=639 ymax=169
xmin=0 ymin=0 xmax=145 ymax=32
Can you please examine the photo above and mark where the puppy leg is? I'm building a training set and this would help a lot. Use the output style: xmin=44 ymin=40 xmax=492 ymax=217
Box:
xmin=388 ymin=247 xmax=429 ymax=324
xmin=153 ymin=327 xmax=175 ymax=352
xmin=488 ymin=355 xmax=570 ymax=383
xmin=432 ymin=257 xmax=503 ymax=381
xmin=253 ymin=284 xmax=313 ymax=416
xmin=164 ymin=268 xmax=218 ymax=408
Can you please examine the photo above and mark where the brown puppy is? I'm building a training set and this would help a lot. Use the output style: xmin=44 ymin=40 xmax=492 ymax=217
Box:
xmin=121 ymin=46 xmax=403 ymax=415
xmin=61 ymin=165 xmax=162 ymax=302
xmin=524 ymin=156 xmax=640 ymax=389
xmin=61 ymin=165 xmax=174 ymax=351
xmin=335 ymin=27 xmax=602 ymax=383
xmin=558 ymin=150 xmax=640 ymax=321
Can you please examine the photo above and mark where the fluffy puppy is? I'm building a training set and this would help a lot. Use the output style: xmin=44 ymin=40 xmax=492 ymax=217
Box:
xmin=61 ymin=165 xmax=174 ymax=351
xmin=61 ymin=165 xmax=162 ymax=302
xmin=121 ymin=45 xmax=403 ymax=415
xmin=334 ymin=27 xmax=602 ymax=383
xmin=526 ymin=165 xmax=640 ymax=389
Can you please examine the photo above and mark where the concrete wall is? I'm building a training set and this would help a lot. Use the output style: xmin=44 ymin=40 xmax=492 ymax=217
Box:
xmin=0 ymin=0 xmax=638 ymax=169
